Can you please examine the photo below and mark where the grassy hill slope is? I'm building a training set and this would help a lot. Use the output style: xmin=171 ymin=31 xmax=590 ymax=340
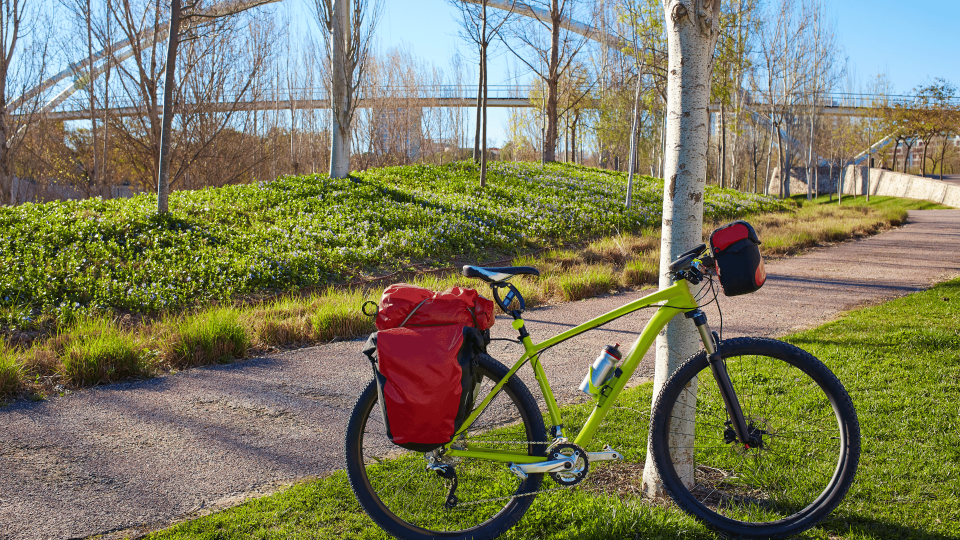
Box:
xmin=0 ymin=161 xmax=782 ymax=327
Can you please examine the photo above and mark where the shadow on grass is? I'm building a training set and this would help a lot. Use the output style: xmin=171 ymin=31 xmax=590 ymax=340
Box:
xmin=820 ymin=512 xmax=960 ymax=540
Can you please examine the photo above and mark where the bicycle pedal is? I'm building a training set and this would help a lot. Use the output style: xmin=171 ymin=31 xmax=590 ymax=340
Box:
xmin=586 ymin=445 xmax=623 ymax=462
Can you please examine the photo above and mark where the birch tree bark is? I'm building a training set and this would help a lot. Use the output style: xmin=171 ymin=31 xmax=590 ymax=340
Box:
xmin=642 ymin=0 xmax=721 ymax=497
xmin=328 ymin=0 xmax=350 ymax=178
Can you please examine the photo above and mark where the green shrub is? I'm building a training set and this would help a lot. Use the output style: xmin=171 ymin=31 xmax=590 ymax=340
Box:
xmin=60 ymin=318 xmax=144 ymax=386
xmin=0 ymin=344 xmax=21 ymax=398
xmin=165 ymin=308 xmax=249 ymax=369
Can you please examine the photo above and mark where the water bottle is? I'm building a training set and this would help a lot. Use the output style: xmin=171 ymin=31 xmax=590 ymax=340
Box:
xmin=579 ymin=344 xmax=623 ymax=397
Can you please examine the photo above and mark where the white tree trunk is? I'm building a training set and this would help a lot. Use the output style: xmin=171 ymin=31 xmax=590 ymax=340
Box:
xmin=807 ymin=114 xmax=814 ymax=200
xmin=626 ymin=67 xmax=643 ymax=207
xmin=329 ymin=0 xmax=351 ymax=179
xmin=156 ymin=0 xmax=183 ymax=213
xmin=642 ymin=0 xmax=721 ymax=498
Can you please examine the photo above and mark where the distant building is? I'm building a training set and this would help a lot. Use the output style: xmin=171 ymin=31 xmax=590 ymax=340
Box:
xmin=885 ymin=135 xmax=960 ymax=169
xmin=10 ymin=177 xmax=139 ymax=205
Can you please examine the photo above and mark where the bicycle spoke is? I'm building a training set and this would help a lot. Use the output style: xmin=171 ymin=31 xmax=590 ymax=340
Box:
xmin=347 ymin=356 xmax=546 ymax=537
xmin=654 ymin=338 xmax=858 ymax=535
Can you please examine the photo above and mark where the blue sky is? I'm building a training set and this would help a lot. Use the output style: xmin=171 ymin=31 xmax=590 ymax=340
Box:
xmin=829 ymin=0 xmax=960 ymax=93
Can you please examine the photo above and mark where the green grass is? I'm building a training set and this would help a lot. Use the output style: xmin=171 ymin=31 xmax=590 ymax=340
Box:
xmin=163 ymin=308 xmax=249 ymax=369
xmin=143 ymin=278 xmax=960 ymax=540
xmin=0 ymin=343 xmax=20 ymax=398
xmin=784 ymin=279 xmax=960 ymax=538
xmin=555 ymin=265 xmax=620 ymax=301
xmin=0 ymin=161 xmax=784 ymax=327
xmin=0 ymin=188 xmax=947 ymax=400
xmin=796 ymin=193 xmax=953 ymax=211
xmin=0 ymin=164 xmax=948 ymax=400
xmin=748 ymin=194 xmax=954 ymax=257
xmin=59 ymin=317 xmax=146 ymax=386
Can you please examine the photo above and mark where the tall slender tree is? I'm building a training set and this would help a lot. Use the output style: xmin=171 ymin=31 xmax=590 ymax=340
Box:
xmin=312 ymin=0 xmax=381 ymax=179
xmin=642 ymin=0 xmax=722 ymax=496
xmin=156 ymin=0 xmax=279 ymax=212
xmin=502 ymin=0 xmax=589 ymax=163
xmin=450 ymin=0 xmax=515 ymax=186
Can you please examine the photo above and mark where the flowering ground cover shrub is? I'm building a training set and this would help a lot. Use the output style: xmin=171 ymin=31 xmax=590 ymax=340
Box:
xmin=0 ymin=161 xmax=784 ymax=326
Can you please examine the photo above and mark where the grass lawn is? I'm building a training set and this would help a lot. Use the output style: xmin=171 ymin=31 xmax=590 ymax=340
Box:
xmin=141 ymin=277 xmax=960 ymax=540
xmin=0 ymin=171 xmax=951 ymax=400
xmin=0 ymin=157 xmax=952 ymax=401
xmin=796 ymin=193 xmax=952 ymax=211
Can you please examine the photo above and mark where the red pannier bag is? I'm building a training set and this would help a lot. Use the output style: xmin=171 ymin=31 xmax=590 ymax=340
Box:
xmin=709 ymin=220 xmax=767 ymax=297
xmin=362 ymin=284 xmax=496 ymax=452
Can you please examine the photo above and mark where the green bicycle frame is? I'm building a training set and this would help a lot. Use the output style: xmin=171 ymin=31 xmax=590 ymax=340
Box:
xmin=444 ymin=280 xmax=700 ymax=464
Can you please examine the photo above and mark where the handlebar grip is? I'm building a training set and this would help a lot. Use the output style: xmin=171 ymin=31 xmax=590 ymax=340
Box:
xmin=667 ymin=243 xmax=708 ymax=272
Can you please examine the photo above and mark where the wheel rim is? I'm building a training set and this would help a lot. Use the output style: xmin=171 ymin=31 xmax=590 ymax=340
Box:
xmin=353 ymin=366 xmax=539 ymax=536
xmin=663 ymin=350 xmax=847 ymax=526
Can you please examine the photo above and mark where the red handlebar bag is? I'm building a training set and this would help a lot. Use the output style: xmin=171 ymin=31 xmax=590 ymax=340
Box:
xmin=362 ymin=284 xmax=495 ymax=452
xmin=709 ymin=221 xmax=766 ymax=297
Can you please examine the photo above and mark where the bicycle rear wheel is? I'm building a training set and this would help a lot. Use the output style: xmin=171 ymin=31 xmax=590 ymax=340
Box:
xmin=649 ymin=337 xmax=860 ymax=538
xmin=345 ymin=353 xmax=546 ymax=540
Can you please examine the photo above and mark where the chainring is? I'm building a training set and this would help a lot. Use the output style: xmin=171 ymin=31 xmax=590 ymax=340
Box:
xmin=548 ymin=442 xmax=589 ymax=486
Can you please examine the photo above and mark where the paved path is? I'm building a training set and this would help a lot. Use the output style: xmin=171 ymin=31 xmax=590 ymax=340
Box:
xmin=2 ymin=210 xmax=960 ymax=540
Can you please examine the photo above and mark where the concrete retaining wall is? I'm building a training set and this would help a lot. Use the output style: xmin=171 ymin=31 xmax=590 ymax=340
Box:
xmin=841 ymin=166 xmax=960 ymax=207
xmin=10 ymin=177 xmax=139 ymax=205
xmin=769 ymin=166 xmax=840 ymax=197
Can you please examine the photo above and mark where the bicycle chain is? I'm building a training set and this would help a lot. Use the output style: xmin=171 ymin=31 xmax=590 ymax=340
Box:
xmin=456 ymin=440 xmax=554 ymax=445
xmin=444 ymin=439 xmax=580 ymax=508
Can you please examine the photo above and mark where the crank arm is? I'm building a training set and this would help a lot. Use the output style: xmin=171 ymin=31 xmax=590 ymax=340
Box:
xmin=507 ymin=456 xmax=575 ymax=479
xmin=586 ymin=445 xmax=623 ymax=462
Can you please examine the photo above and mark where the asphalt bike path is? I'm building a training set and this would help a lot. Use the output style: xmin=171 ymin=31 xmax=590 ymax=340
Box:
xmin=2 ymin=210 xmax=959 ymax=540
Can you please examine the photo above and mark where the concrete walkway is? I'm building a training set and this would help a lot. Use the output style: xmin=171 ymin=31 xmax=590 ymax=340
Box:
xmin=2 ymin=210 xmax=960 ymax=540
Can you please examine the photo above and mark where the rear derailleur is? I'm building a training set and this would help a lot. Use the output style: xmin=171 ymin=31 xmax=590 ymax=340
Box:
xmin=427 ymin=452 xmax=459 ymax=509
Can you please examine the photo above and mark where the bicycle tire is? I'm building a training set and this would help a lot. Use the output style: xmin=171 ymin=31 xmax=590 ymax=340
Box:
xmin=649 ymin=337 xmax=860 ymax=538
xmin=345 ymin=353 xmax=547 ymax=540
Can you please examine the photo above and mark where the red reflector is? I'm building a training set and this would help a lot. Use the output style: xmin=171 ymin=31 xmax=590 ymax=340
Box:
xmin=755 ymin=259 xmax=767 ymax=287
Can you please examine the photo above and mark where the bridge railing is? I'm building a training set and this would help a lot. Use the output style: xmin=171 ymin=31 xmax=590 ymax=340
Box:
xmin=44 ymin=85 xmax=960 ymax=119
xmin=53 ymin=84 xmax=538 ymax=113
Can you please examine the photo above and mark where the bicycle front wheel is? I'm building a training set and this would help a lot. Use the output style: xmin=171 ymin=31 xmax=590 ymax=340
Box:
xmin=345 ymin=353 xmax=547 ymax=540
xmin=649 ymin=337 xmax=860 ymax=538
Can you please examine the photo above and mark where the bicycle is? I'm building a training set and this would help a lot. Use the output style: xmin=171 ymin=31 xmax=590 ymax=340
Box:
xmin=345 ymin=243 xmax=861 ymax=540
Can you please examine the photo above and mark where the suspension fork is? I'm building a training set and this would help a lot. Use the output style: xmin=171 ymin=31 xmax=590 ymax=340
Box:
xmin=685 ymin=309 xmax=752 ymax=446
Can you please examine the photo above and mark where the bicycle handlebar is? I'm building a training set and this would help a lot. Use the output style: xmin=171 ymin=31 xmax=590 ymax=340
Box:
xmin=667 ymin=243 xmax=708 ymax=272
